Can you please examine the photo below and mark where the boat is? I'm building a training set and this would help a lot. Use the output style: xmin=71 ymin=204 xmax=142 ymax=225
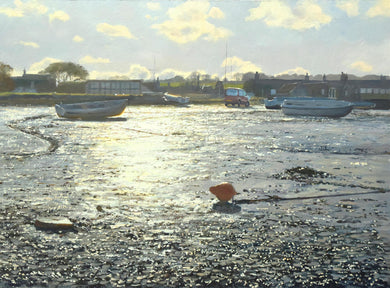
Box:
xmin=264 ymin=96 xmax=287 ymax=109
xmin=162 ymin=92 xmax=190 ymax=105
xmin=281 ymin=99 xmax=353 ymax=118
xmin=351 ymin=101 xmax=376 ymax=109
xmin=264 ymin=96 xmax=330 ymax=109
xmin=55 ymin=99 xmax=128 ymax=119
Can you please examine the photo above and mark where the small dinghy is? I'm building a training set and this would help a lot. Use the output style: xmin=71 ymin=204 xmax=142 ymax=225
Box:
xmin=55 ymin=99 xmax=128 ymax=119
xmin=162 ymin=93 xmax=190 ymax=106
xmin=281 ymin=99 xmax=353 ymax=118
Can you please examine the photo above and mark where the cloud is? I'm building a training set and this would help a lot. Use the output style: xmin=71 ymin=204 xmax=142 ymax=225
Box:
xmin=158 ymin=68 xmax=191 ymax=80
xmin=275 ymin=66 xmax=310 ymax=76
xmin=73 ymin=35 xmax=84 ymax=42
xmin=49 ymin=10 xmax=70 ymax=23
xmin=152 ymin=1 xmax=231 ymax=44
xmin=89 ymin=64 xmax=152 ymax=80
xmin=336 ymin=0 xmax=359 ymax=17
xmin=19 ymin=41 xmax=39 ymax=48
xmin=208 ymin=6 xmax=224 ymax=19
xmin=350 ymin=61 xmax=373 ymax=72
xmin=147 ymin=2 xmax=161 ymax=11
xmin=128 ymin=64 xmax=152 ymax=79
xmin=222 ymin=56 xmax=262 ymax=74
xmin=28 ymin=57 xmax=61 ymax=73
xmin=96 ymin=23 xmax=136 ymax=39
xmin=0 ymin=0 xmax=48 ymax=17
xmin=367 ymin=0 xmax=390 ymax=17
xmin=246 ymin=0 xmax=331 ymax=30
xmin=80 ymin=55 xmax=110 ymax=64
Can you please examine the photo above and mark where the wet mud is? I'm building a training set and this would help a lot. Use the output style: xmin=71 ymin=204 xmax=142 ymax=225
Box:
xmin=0 ymin=105 xmax=389 ymax=287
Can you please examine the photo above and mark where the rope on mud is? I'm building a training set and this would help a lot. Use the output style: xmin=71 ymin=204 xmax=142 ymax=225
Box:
xmin=234 ymin=189 xmax=390 ymax=204
xmin=5 ymin=114 xmax=59 ymax=156
xmin=127 ymin=128 xmax=167 ymax=136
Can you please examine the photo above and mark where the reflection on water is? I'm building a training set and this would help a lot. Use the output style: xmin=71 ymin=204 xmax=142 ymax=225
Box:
xmin=1 ymin=105 xmax=389 ymax=216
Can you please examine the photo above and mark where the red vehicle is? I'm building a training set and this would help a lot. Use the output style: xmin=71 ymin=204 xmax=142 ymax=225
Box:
xmin=224 ymin=87 xmax=250 ymax=107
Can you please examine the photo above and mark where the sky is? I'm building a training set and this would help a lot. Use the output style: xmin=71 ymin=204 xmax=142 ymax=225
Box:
xmin=1 ymin=0 xmax=389 ymax=80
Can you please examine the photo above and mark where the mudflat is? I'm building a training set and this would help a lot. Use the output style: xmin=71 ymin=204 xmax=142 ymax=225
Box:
xmin=1 ymin=105 xmax=389 ymax=287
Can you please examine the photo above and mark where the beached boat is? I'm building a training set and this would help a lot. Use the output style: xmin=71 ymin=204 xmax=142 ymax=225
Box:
xmin=264 ymin=96 xmax=330 ymax=109
xmin=281 ymin=99 xmax=353 ymax=118
xmin=351 ymin=101 xmax=376 ymax=109
xmin=55 ymin=99 xmax=128 ymax=119
xmin=264 ymin=96 xmax=287 ymax=109
xmin=162 ymin=93 xmax=190 ymax=105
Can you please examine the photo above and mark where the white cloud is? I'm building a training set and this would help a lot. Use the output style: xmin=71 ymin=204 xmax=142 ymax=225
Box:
xmin=275 ymin=67 xmax=310 ymax=76
xmin=145 ymin=14 xmax=158 ymax=20
xmin=49 ymin=10 xmax=70 ymax=23
xmin=222 ymin=56 xmax=262 ymax=74
xmin=147 ymin=2 xmax=161 ymax=11
xmin=73 ymin=35 xmax=84 ymax=42
xmin=89 ymin=70 xmax=122 ymax=80
xmin=336 ymin=0 xmax=359 ymax=17
xmin=128 ymin=64 xmax=152 ymax=79
xmin=246 ymin=0 xmax=331 ymax=30
xmin=28 ymin=57 xmax=61 ymax=73
xmin=158 ymin=68 xmax=191 ymax=80
xmin=96 ymin=23 xmax=136 ymax=39
xmin=367 ymin=0 xmax=390 ymax=17
xmin=208 ymin=7 xmax=224 ymax=19
xmin=19 ymin=41 xmax=39 ymax=48
xmin=350 ymin=61 xmax=373 ymax=72
xmin=89 ymin=64 xmax=152 ymax=80
xmin=0 ymin=0 xmax=48 ymax=17
xmin=80 ymin=55 xmax=110 ymax=64
xmin=152 ymin=1 xmax=231 ymax=44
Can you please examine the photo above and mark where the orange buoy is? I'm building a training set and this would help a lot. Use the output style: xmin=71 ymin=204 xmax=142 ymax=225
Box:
xmin=209 ymin=182 xmax=237 ymax=202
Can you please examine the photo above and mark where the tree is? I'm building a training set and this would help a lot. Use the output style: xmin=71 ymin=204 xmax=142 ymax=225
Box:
xmin=233 ymin=73 xmax=243 ymax=81
xmin=40 ymin=62 xmax=88 ymax=84
xmin=242 ymin=72 xmax=255 ymax=82
xmin=0 ymin=62 xmax=14 ymax=92
xmin=200 ymin=74 xmax=211 ymax=82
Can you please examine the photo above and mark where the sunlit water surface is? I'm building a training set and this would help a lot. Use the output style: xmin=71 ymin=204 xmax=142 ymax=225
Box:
xmin=1 ymin=104 xmax=389 ymax=286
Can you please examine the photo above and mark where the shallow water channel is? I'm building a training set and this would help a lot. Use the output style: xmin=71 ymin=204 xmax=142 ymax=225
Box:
xmin=1 ymin=104 xmax=389 ymax=287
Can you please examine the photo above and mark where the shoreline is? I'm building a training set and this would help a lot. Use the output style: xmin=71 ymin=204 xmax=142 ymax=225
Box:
xmin=0 ymin=92 xmax=225 ymax=106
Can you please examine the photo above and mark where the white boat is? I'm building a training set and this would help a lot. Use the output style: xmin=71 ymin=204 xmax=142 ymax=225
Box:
xmin=55 ymin=99 xmax=128 ymax=119
xmin=162 ymin=93 xmax=190 ymax=105
xmin=264 ymin=96 xmax=330 ymax=109
xmin=281 ymin=99 xmax=353 ymax=118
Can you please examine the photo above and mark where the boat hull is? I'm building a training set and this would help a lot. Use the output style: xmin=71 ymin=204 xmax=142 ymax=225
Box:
xmin=265 ymin=96 xmax=330 ymax=109
xmin=281 ymin=100 xmax=353 ymax=118
xmin=55 ymin=99 xmax=128 ymax=119
xmin=162 ymin=93 xmax=190 ymax=105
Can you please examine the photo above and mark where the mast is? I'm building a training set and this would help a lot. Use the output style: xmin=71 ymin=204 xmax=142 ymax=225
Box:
xmin=153 ymin=56 xmax=156 ymax=82
xmin=224 ymin=42 xmax=227 ymax=83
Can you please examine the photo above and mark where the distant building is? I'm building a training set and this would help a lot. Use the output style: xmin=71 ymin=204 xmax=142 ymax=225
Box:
xmin=85 ymin=80 xmax=142 ymax=95
xmin=11 ymin=70 xmax=56 ymax=92
xmin=350 ymin=79 xmax=390 ymax=109
xmin=270 ymin=72 xmax=390 ymax=109
xmin=277 ymin=81 xmax=329 ymax=98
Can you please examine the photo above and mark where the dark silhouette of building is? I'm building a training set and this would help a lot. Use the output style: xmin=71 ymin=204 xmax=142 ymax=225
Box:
xmin=11 ymin=70 xmax=56 ymax=92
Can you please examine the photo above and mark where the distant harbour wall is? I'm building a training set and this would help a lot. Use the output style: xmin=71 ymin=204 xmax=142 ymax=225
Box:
xmin=0 ymin=93 xmax=164 ymax=106
xmin=0 ymin=92 xmax=225 ymax=106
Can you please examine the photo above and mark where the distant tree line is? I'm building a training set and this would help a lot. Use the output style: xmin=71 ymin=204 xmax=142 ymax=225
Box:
xmin=40 ymin=62 xmax=89 ymax=83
